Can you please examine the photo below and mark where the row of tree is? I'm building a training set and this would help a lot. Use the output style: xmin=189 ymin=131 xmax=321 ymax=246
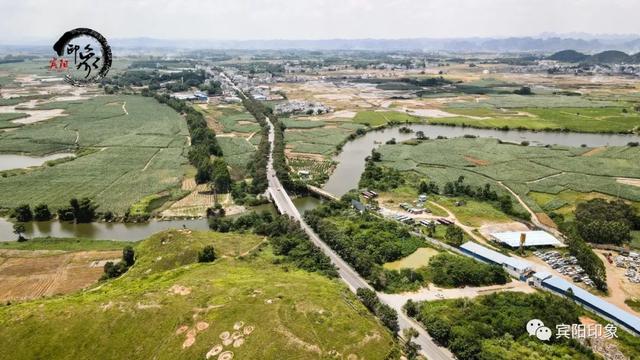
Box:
xmin=12 ymin=198 xmax=98 ymax=224
xmin=102 ymin=246 xmax=135 ymax=280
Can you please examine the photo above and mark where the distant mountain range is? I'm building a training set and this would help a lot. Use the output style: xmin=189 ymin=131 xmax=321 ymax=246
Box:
xmin=104 ymin=36 xmax=640 ymax=53
xmin=547 ymin=49 xmax=640 ymax=64
xmin=5 ymin=35 xmax=640 ymax=53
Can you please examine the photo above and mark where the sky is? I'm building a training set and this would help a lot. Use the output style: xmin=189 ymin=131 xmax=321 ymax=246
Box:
xmin=1 ymin=0 xmax=639 ymax=43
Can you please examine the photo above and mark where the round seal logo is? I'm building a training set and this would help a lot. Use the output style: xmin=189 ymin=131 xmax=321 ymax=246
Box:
xmin=51 ymin=28 xmax=112 ymax=86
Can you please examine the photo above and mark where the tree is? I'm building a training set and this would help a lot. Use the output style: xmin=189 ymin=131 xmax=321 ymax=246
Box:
xmin=211 ymin=158 xmax=232 ymax=193
xmin=12 ymin=204 xmax=33 ymax=222
xmin=33 ymin=204 xmax=52 ymax=221
xmin=498 ymin=195 xmax=513 ymax=214
xmin=444 ymin=225 xmax=464 ymax=247
xmin=198 ymin=245 xmax=216 ymax=263
xmin=415 ymin=130 xmax=426 ymax=140
xmin=356 ymin=288 xmax=379 ymax=312
xmin=402 ymin=328 xmax=421 ymax=360
xmin=206 ymin=203 xmax=226 ymax=218
xmin=13 ymin=223 xmax=26 ymax=241
xmin=370 ymin=150 xmax=382 ymax=162
xmin=70 ymin=198 xmax=98 ymax=223
xmin=122 ymin=246 xmax=135 ymax=267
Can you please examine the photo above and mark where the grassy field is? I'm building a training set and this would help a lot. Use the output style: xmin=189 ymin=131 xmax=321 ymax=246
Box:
xmin=286 ymin=127 xmax=354 ymax=155
xmin=376 ymin=138 xmax=640 ymax=220
xmin=353 ymin=110 xmax=421 ymax=127
xmin=432 ymin=195 xmax=512 ymax=227
xmin=281 ymin=117 xmax=327 ymax=129
xmin=0 ymin=230 xmax=395 ymax=359
xmin=203 ymin=105 xmax=260 ymax=134
xmin=383 ymin=247 xmax=439 ymax=270
xmin=0 ymin=95 xmax=189 ymax=213
xmin=0 ymin=237 xmax=129 ymax=251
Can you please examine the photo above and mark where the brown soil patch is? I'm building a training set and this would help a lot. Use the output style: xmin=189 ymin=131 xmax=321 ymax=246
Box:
xmin=536 ymin=212 xmax=558 ymax=229
xmin=617 ymin=178 xmax=640 ymax=188
xmin=0 ymin=249 xmax=122 ymax=301
xmin=464 ymin=155 xmax=489 ymax=166
xmin=581 ymin=147 xmax=606 ymax=157
xmin=168 ymin=284 xmax=191 ymax=296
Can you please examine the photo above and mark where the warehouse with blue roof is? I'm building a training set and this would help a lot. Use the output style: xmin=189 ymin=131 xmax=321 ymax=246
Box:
xmin=532 ymin=272 xmax=640 ymax=336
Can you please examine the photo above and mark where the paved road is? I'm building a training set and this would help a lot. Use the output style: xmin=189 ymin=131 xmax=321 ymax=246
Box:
xmin=221 ymin=70 xmax=454 ymax=359
xmin=263 ymin=117 xmax=454 ymax=360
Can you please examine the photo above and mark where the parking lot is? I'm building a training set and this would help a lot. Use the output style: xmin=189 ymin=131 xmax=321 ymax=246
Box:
xmin=534 ymin=250 xmax=595 ymax=287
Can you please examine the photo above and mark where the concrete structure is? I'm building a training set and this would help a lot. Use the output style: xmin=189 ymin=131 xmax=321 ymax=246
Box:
xmin=460 ymin=241 xmax=533 ymax=280
xmin=490 ymin=230 xmax=563 ymax=248
xmin=532 ymin=273 xmax=640 ymax=336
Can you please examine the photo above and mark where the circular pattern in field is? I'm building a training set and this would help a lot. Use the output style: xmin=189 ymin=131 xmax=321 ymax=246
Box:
xmin=243 ymin=325 xmax=254 ymax=335
xmin=205 ymin=345 xmax=223 ymax=359
xmin=196 ymin=321 xmax=209 ymax=332
xmin=222 ymin=338 xmax=233 ymax=346
xmin=219 ymin=331 xmax=230 ymax=340
xmin=233 ymin=321 xmax=244 ymax=330
xmin=218 ymin=351 xmax=234 ymax=360
xmin=233 ymin=338 xmax=244 ymax=348
xmin=175 ymin=325 xmax=189 ymax=335
xmin=231 ymin=331 xmax=242 ymax=340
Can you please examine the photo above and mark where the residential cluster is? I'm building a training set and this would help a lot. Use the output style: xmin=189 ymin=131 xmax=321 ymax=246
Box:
xmin=613 ymin=252 xmax=640 ymax=284
xmin=274 ymin=100 xmax=331 ymax=115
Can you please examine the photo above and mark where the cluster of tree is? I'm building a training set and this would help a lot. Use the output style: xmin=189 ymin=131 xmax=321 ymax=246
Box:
xmin=575 ymin=198 xmax=639 ymax=245
xmin=413 ymin=292 xmax=590 ymax=360
xmin=103 ymin=69 xmax=207 ymax=91
xmin=513 ymin=86 xmax=533 ymax=95
xmin=356 ymin=288 xmax=399 ymax=334
xmin=561 ymin=222 xmax=608 ymax=291
xmin=427 ymin=253 xmax=508 ymax=288
xmin=442 ymin=176 xmax=529 ymax=220
xmin=102 ymin=246 xmax=135 ymax=280
xmin=444 ymin=225 xmax=465 ymax=246
xmin=198 ymin=245 xmax=216 ymax=263
xmin=229 ymin=181 xmax=270 ymax=206
xmin=208 ymin=211 xmax=337 ymax=277
xmin=57 ymin=198 xmax=98 ymax=223
xmin=304 ymin=199 xmax=426 ymax=292
xmin=417 ymin=180 xmax=439 ymax=195
xmin=358 ymin=158 xmax=405 ymax=191
xmin=11 ymin=203 xmax=52 ymax=222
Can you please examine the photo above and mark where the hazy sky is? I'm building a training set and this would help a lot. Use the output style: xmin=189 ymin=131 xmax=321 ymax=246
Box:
xmin=1 ymin=0 xmax=639 ymax=43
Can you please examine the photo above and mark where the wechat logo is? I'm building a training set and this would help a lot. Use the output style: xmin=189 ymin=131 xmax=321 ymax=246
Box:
xmin=527 ymin=319 xmax=552 ymax=341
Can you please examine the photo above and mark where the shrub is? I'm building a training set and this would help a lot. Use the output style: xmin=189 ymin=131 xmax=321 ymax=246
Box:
xmin=198 ymin=245 xmax=217 ymax=263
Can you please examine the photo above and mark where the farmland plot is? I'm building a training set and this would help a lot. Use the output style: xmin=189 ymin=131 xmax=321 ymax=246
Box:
xmin=0 ymin=95 xmax=189 ymax=213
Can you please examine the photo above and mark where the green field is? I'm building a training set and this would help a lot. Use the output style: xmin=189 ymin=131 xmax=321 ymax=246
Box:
xmin=439 ymin=95 xmax=640 ymax=133
xmin=0 ymin=230 xmax=395 ymax=360
xmin=281 ymin=117 xmax=327 ymax=128
xmin=217 ymin=137 xmax=256 ymax=179
xmin=0 ymin=112 xmax=28 ymax=128
xmin=353 ymin=110 xmax=421 ymax=127
xmin=376 ymin=138 xmax=640 ymax=218
xmin=285 ymin=127 xmax=354 ymax=155
xmin=0 ymin=95 xmax=189 ymax=213
xmin=204 ymin=105 xmax=260 ymax=133
xmin=0 ymin=237 xmax=129 ymax=251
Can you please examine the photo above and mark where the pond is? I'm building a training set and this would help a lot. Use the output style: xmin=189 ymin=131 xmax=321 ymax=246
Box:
xmin=322 ymin=123 xmax=640 ymax=197
xmin=0 ymin=153 xmax=75 ymax=171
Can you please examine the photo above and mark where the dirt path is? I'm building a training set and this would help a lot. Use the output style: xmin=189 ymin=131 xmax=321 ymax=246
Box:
xmin=122 ymin=101 xmax=128 ymax=115
xmin=426 ymin=201 xmax=489 ymax=244
xmin=526 ymin=171 xmax=565 ymax=184
xmin=142 ymin=149 xmax=162 ymax=171
xmin=497 ymin=181 xmax=563 ymax=238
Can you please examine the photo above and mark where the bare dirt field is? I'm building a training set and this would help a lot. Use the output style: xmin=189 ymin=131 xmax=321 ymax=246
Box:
xmin=0 ymin=249 xmax=121 ymax=301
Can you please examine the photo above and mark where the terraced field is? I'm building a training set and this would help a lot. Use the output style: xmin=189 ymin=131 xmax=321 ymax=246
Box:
xmin=0 ymin=95 xmax=189 ymax=213
xmin=377 ymin=137 xmax=640 ymax=217
xmin=0 ymin=230 xmax=395 ymax=360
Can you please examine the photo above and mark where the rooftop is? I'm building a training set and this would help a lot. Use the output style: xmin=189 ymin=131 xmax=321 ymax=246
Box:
xmin=460 ymin=241 xmax=532 ymax=272
xmin=542 ymin=275 xmax=640 ymax=335
xmin=490 ymin=231 xmax=563 ymax=248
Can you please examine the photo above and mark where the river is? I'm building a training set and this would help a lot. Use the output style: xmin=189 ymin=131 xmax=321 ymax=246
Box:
xmin=322 ymin=123 xmax=640 ymax=196
xmin=1 ymin=124 xmax=636 ymax=241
